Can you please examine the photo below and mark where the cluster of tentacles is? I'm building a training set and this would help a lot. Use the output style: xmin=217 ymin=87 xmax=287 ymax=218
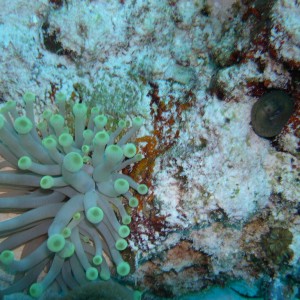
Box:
xmin=0 ymin=92 xmax=147 ymax=298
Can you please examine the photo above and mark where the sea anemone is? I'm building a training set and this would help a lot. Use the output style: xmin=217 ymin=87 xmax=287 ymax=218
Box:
xmin=0 ymin=92 xmax=147 ymax=298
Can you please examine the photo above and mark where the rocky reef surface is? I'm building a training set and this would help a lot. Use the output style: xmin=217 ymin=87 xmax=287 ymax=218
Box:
xmin=0 ymin=0 xmax=299 ymax=299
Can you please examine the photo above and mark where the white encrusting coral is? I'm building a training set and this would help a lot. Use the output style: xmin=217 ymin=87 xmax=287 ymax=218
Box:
xmin=155 ymin=96 xmax=272 ymax=223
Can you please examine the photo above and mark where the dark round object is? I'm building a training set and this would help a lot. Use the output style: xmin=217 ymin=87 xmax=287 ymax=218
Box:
xmin=251 ymin=91 xmax=294 ymax=138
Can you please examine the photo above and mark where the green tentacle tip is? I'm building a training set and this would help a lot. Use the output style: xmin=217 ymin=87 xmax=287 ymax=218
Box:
xmin=123 ymin=143 xmax=137 ymax=158
xmin=47 ymin=234 xmax=65 ymax=252
xmin=94 ymin=114 xmax=107 ymax=128
xmin=93 ymin=255 xmax=103 ymax=266
xmin=14 ymin=116 xmax=33 ymax=134
xmin=63 ymin=152 xmax=83 ymax=172
xmin=73 ymin=212 xmax=81 ymax=220
xmin=105 ymin=144 xmax=123 ymax=162
xmin=83 ymin=156 xmax=91 ymax=163
xmin=117 ymin=261 xmax=130 ymax=276
xmin=122 ymin=215 xmax=132 ymax=225
xmin=115 ymin=238 xmax=128 ymax=251
xmin=73 ymin=103 xmax=87 ymax=117
xmin=83 ymin=129 xmax=93 ymax=141
xmin=114 ymin=178 xmax=129 ymax=194
xmin=86 ymin=207 xmax=104 ymax=224
xmin=40 ymin=175 xmax=54 ymax=189
xmin=0 ymin=250 xmax=14 ymax=265
xmin=134 ymin=291 xmax=142 ymax=300
xmin=118 ymin=119 xmax=126 ymax=128
xmin=23 ymin=92 xmax=36 ymax=103
xmin=82 ymin=144 xmax=90 ymax=154
xmin=91 ymin=106 xmax=100 ymax=114
xmin=59 ymin=241 xmax=75 ymax=258
xmin=86 ymin=267 xmax=99 ymax=281
xmin=93 ymin=131 xmax=109 ymax=145
xmin=43 ymin=109 xmax=52 ymax=120
xmin=132 ymin=117 xmax=143 ymax=128
xmin=61 ymin=227 xmax=71 ymax=238
xmin=1 ymin=100 xmax=16 ymax=113
xmin=42 ymin=137 xmax=57 ymax=149
xmin=50 ymin=114 xmax=64 ymax=128
xmin=135 ymin=153 xmax=144 ymax=161
xmin=59 ymin=133 xmax=73 ymax=147
xmin=29 ymin=283 xmax=43 ymax=298
xmin=118 ymin=225 xmax=130 ymax=238
xmin=129 ymin=197 xmax=139 ymax=208
xmin=137 ymin=184 xmax=148 ymax=195
xmin=18 ymin=156 xmax=32 ymax=170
